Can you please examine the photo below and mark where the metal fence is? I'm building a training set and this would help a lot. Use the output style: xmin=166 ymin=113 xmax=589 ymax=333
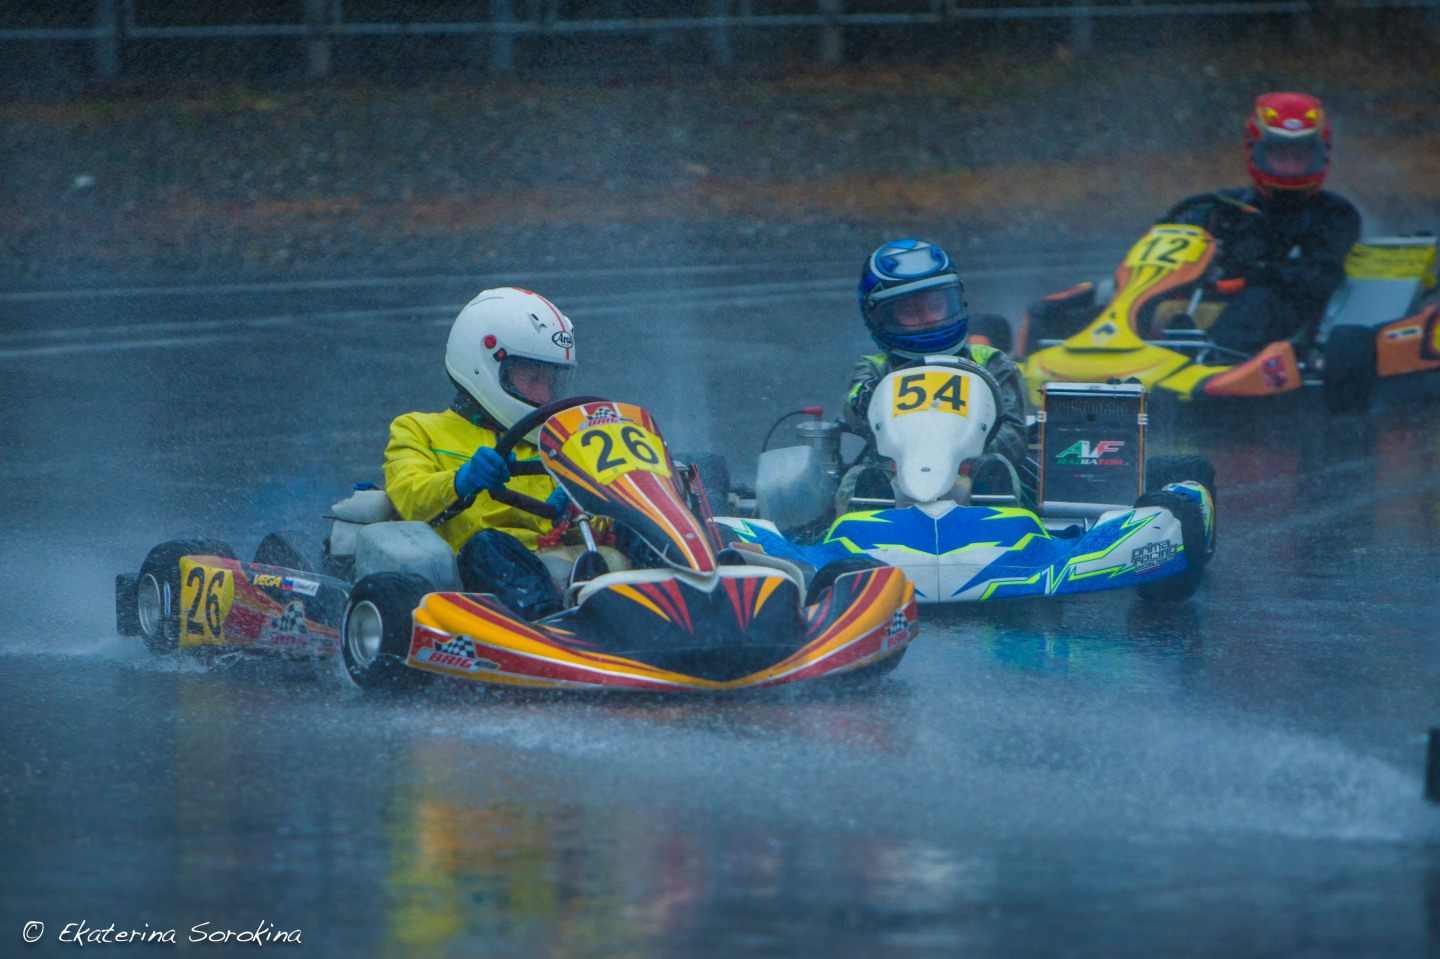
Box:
xmin=2 ymin=0 xmax=1437 ymax=80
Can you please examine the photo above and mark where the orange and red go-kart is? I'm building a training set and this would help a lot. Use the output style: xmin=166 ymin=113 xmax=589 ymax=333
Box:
xmin=1005 ymin=205 xmax=1439 ymax=414
xmin=115 ymin=398 xmax=917 ymax=694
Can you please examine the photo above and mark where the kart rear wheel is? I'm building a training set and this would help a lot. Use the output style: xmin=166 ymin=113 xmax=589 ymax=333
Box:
xmin=805 ymin=556 xmax=888 ymax=606
xmin=341 ymin=572 xmax=432 ymax=691
xmin=1134 ymin=490 xmax=1207 ymax=603
xmin=135 ymin=539 xmax=238 ymax=654
xmin=1322 ymin=325 xmax=1378 ymax=414
xmin=253 ymin=529 xmax=323 ymax=573
xmin=969 ymin=313 xmax=1014 ymax=354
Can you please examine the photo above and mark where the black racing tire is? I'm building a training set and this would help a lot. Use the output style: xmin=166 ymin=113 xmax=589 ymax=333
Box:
xmin=1146 ymin=454 xmax=1217 ymax=502
xmin=115 ymin=574 xmax=141 ymax=636
xmin=677 ymin=451 xmax=731 ymax=508
xmin=805 ymin=556 xmax=889 ymax=607
xmin=1322 ymin=325 xmax=1378 ymax=414
xmin=135 ymin=538 xmax=237 ymax=654
xmin=1134 ymin=490 xmax=1207 ymax=603
xmin=341 ymin=572 xmax=433 ymax=691
xmin=253 ymin=529 xmax=324 ymax=573
xmin=1145 ymin=454 xmax=1217 ymax=560
xmin=969 ymin=313 xmax=1014 ymax=354
xmin=1144 ymin=388 xmax=1181 ymax=439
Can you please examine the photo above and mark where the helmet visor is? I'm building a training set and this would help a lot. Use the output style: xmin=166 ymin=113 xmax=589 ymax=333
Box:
xmin=872 ymin=286 xmax=966 ymax=337
xmin=499 ymin=356 xmax=575 ymax=407
xmin=1251 ymin=132 xmax=1326 ymax=180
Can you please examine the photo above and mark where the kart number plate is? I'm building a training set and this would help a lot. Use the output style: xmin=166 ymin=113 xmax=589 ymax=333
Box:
xmin=178 ymin=558 xmax=235 ymax=647
xmin=563 ymin=423 xmax=673 ymax=485
xmin=1125 ymin=228 xmax=1208 ymax=269
xmin=891 ymin=371 xmax=969 ymax=417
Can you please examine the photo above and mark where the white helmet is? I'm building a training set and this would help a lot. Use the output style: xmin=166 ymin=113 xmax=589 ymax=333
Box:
xmin=445 ymin=287 xmax=577 ymax=438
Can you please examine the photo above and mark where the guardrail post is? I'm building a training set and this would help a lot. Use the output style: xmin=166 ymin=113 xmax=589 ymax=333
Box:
xmin=490 ymin=0 xmax=515 ymax=76
xmin=304 ymin=0 xmax=337 ymax=79
xmin=1069 ymin=0 xmax=1093 ymax=54
xmin=818 ymin=0 xmax=843 ymax=63
xmin=710 ymin=0 xmax=734 ymax=64
xmin=1426 ymin=728 xmax=1440 ymax=804
xmin=94 ymin=0 xmax=120 ymax=79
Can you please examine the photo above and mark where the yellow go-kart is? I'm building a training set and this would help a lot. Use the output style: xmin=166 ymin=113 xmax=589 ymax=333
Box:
xmin=1010 ymin=221 xmax=1439 ymax=414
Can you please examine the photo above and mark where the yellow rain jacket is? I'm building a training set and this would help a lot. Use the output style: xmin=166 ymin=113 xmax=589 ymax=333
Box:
xmin=383 ymin=409 xmax=557 ymax=551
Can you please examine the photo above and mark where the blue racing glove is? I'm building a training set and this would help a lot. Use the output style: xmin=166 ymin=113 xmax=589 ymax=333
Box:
xmin=454 ymin=448 xmax=513 ymax=498
xmin=545 ymin=485 xmax=571 ymax=517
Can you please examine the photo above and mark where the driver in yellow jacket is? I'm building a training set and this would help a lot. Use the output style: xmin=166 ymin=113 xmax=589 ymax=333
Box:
xmin=383 ymin=286 xmax=576 ymax=619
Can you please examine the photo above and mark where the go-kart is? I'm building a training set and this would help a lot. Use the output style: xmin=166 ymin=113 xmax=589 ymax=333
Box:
xmin=1011 ymin=209 xmax=1439 ymax=414
xmin=114 ymin=398 xmax=917 ymax=693
xmin=716 ymin=357 xmax=1216 ymax=604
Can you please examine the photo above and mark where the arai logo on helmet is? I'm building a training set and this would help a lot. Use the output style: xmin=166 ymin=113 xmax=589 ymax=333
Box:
xmin=551 ymin=329 xmax=574 ymax=350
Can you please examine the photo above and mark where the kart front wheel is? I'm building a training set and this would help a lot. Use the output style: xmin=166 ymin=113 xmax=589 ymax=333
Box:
xmin=341 ymin=572 xmax=432 ymax=691
xmin=1146 ymin=454 xmax=1216 ymax=501
xmin=805 ymin=556 xmax=889 ymax=606
xmin=134 ymin=539 xmax=237 ymax=654
xmin=253 ymin=529 xmax=324 ymax=573
xmin=1322 ymin=325 xmax=1378 ymax=414
xmin=676 ymin=451 xmax=731 ymax=509
xmin=1135 ymin=490 xmax=1207 ymax=603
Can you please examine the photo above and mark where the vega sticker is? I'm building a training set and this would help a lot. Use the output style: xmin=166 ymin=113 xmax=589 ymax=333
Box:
xmin=251 ymin=573 xmax=320 ymax=597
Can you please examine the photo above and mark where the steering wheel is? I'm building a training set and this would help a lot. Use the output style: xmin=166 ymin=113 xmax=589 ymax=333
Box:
xmin=1168 ymin=193 xmax=1272 ymax=273
xmin=487 ymin=395 xmax=609 ymax=519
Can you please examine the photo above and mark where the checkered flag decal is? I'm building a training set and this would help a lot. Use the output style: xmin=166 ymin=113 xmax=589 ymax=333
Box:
xmin=275 ymin=602 xmax=306 ymax=632
xmin=437 ymin=635 xmax=478 ymax=658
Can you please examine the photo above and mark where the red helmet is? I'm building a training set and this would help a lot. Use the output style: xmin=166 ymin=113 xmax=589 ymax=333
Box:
xmin=1245 ymin=92 xmax=1331 ymax=196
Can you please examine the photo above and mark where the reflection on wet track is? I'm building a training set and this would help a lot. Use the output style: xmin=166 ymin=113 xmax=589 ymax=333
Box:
xmin=2 ymin=264 xmax=1437 ymax=957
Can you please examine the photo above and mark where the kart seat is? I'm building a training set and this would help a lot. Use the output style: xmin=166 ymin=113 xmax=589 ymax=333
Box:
xmin=327 ymin=487 xmax=399 ymax=559
xmin=1148 ymin=299 xmax=1226 ymax=338
xmin=536 ymin=544 xmax=631 ymax=601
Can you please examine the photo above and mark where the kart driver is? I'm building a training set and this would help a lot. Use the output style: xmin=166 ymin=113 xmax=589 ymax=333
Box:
xmin=846 ymin=237 xmax=1029 ymax=477
xmin=383 ymin=286 xmax=575 ymax=620
xmin=1160 ymin=91 xmax=1362 ymax=353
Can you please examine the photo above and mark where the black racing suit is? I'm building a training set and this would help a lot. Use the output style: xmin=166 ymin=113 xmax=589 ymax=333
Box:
xmin=1162 ymin=188 xmax=1361 ymax=353
xmin=844 ymin=343 xmax=1029 ymax=474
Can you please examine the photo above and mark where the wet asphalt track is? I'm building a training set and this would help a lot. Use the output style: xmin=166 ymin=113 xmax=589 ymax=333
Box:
xmin=2 ymin=254 xmax=1439 ymax=958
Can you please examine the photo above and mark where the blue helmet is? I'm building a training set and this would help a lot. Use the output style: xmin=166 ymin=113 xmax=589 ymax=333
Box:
xmin=858 ymin=238 xmax=969 ymax=360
